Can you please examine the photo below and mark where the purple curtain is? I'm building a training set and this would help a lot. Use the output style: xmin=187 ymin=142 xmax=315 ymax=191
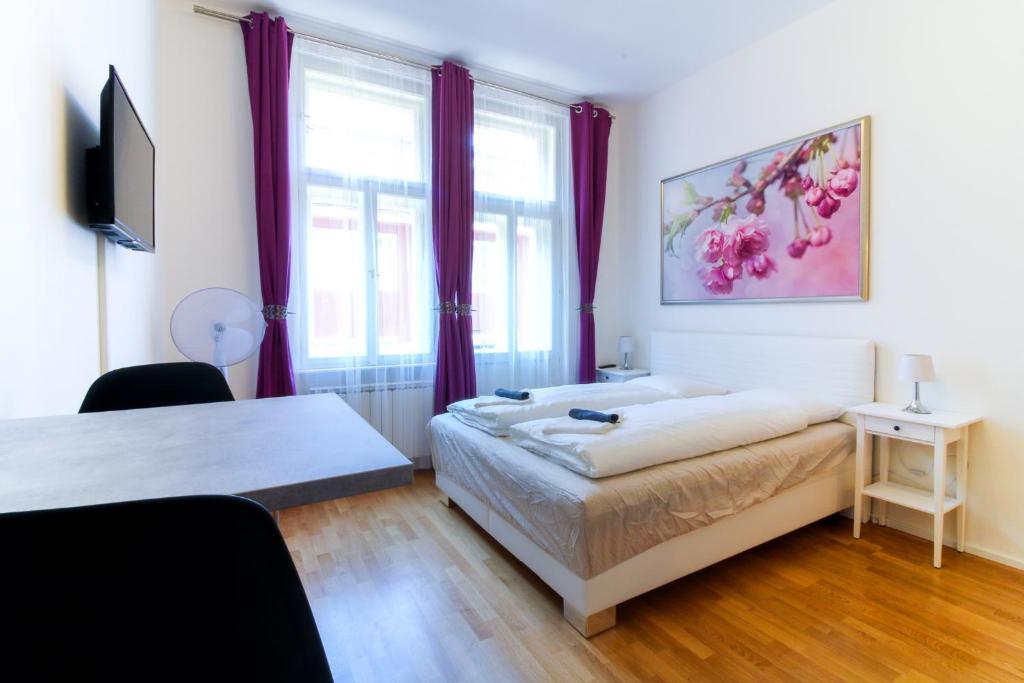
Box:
xmin=571 ymin=103 xmax=613 ymax=384
xmin=241 ymin=13 xmax=296 ymax=398
xmin=431 ymin=61 xmax=477 ymax=414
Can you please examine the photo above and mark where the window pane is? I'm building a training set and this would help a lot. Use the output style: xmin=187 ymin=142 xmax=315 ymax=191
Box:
xmin=376 ymin=195 xmax=431 ymax=356
xmin=474 ymin=110 xmax=555 ymax=201
xmin=516 ymin=217 xmax=553 ymax=352
xmin=471 ymin=213 xmax=510 ymax=353
xmin=305 ymin=71 xmax=426 ymax=182
xmin=306 ymin=187 xmax=367 ymax=359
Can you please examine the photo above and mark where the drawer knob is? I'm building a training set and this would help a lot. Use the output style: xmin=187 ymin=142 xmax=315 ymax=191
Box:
xmin=893 ymin=425 xmax=901 ymax=431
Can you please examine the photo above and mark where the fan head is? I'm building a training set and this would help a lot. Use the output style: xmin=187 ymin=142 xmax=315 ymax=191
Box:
xmin=171 ymin=287 xmax=266 ymax=368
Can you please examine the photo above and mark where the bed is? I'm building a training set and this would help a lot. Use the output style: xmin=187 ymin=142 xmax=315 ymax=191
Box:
xmin=429 ymin=331 xmax=875 ymax=636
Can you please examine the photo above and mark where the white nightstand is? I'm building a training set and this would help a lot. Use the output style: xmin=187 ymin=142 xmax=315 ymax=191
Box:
xmin=849 ymin=402 xmax=982 ymax=568
xmin=595 ymin=367 xmax=650 ymax=383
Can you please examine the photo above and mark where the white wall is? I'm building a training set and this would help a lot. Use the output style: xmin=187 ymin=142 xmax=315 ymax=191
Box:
xmin=613 ymin=0 xmax=1024 ymax=567
xmin=156 ymin=0 xmax=262 ymax=399
xmin=0 ymin=1 xmax=161 ymax=419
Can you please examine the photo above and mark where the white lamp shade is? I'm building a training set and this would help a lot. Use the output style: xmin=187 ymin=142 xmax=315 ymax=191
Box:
xmin=898 ymin=354 xmax=935 ymax=382
xmin=618 ymin=336 xmax=636 ymax=354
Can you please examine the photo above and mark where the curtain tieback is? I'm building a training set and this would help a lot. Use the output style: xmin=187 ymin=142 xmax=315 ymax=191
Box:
xmin=262 ymin=304 xmax=289 ymax=321
xmin=578 ymin=303 xmax=596 ymax=314
xmin=436 ymin=302 xmax=473 ymax=316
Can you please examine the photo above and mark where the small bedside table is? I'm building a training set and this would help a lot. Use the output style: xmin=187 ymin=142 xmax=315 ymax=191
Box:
xmin=596 ymin=367 xmax=650 ymax=383
xmin=849 ymin=402 xmax=982 ymax=568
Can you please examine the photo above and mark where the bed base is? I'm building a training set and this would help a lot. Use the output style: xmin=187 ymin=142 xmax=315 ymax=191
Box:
xmin=436 ymin=455 xmax=856 ymax=637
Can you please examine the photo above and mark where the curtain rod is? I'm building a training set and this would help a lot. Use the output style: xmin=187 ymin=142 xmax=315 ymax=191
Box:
xmin=192 ymin=4 xmax=613 ymax=118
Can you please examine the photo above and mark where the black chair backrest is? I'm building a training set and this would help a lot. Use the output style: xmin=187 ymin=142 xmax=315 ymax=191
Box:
xmin=0 ymin=495 xmax=333 ymax=682
xmin=79 ymin=362 xmax=235 ymax=413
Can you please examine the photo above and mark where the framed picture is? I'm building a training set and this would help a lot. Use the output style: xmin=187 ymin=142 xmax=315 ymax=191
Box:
xmin=660 ymin=116 xmax=869 ymax=304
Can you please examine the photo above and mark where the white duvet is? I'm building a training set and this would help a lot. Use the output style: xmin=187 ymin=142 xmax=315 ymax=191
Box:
xmin=447 ymin=382 xmax=673 ymax=436
xmin=508 ymin=389 xmax=834 ymax=478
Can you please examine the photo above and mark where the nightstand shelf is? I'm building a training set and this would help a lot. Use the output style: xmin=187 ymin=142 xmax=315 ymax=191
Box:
xmin=862 ymin=481 xmax=962 ymax=515
xmin=849 ymin=402 xmax=982 ymax=569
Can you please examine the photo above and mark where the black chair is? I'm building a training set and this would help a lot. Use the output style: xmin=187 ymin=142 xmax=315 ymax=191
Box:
xmin=79 ymin=361 xmax=235 ymax=413
xmin=0 ymin=495 xmax=333 ymax=682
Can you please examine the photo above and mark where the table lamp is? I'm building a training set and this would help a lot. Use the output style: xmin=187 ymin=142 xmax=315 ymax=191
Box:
xmin=618 ymin=336 xmax=635 ymax=370
xmin=898 ymin=354 xmax=935 ymax=414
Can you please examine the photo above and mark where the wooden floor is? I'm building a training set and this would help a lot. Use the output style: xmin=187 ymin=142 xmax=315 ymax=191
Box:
xmin=280 ymin=472 xmax=1024 ymax=682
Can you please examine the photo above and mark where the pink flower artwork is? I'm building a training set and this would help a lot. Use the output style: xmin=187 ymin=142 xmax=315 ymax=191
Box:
xmin=694 ymin=228 xmax=727 ymax=263
xmin=661 ymin=119 xmax=868 ymax=302
xmin=699 ymin=265 xmax=735 ymax=294
xmin=829 ymin=167 xmax=859 ymax=197
xmin=745 ymin=253 xmax=777 ymax=279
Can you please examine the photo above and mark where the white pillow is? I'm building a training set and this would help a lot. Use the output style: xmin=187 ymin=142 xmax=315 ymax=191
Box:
xmin=745 ymin=389 xmax=845 ymax=425
xmin=788 ymin=392 xmax=845 ymax=424
xmin=627 ymin=374 xmax=729 ymax=398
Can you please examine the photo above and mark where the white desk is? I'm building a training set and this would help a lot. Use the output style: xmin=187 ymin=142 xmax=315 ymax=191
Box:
xmin=0 ymin=394 xmax=413 ymax=513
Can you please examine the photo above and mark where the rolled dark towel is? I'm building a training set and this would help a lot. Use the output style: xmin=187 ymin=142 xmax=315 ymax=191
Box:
xmin=568 ymin=408 xmax=619 ymax=423
xmin=495 ymin=388 xmax=531 ymax=401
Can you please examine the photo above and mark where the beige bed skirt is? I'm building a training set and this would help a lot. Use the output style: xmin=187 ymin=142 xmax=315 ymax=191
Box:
xmin=429 ymin=414 xmax=854 ymax=579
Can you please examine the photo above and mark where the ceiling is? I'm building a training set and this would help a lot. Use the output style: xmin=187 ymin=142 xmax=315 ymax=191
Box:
xmin=208 ymin=0 xmax=833 ymax=103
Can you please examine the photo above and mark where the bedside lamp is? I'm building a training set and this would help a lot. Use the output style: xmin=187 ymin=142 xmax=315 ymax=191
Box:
xmin=618 ymin=336 xmax=635 ymax=370
xmin=898 ymin=354 xmax=935 ymax=414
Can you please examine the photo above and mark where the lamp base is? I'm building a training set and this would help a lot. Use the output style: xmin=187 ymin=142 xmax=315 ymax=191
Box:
xmin=902 ymin=399 xmax=931 ymax=414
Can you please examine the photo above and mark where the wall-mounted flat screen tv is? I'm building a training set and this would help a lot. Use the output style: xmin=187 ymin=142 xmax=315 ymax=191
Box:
xmin=87 ymin=65 xmax=155 ymax=252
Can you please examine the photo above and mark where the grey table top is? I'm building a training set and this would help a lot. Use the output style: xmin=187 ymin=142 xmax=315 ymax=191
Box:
xmin=0 ymin=394 xmax=413 ymax=513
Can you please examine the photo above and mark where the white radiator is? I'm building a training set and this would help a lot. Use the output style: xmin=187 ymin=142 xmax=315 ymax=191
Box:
xmin=310 ymin=383 xmax=434 ymax=469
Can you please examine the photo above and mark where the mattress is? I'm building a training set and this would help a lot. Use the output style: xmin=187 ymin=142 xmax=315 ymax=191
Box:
xmin=429 ymin=414 xmax=854 ymax=579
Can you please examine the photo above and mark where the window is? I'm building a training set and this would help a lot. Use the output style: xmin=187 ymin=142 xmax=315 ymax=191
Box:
xmin=474 ymin=109 xmax=556 ymax=202
xmin=291 ymin=45 xmax=434 ymax=374
xmin=290 ymin=44 xmax=577 ymax=393
xmin=471 ymin=89 xmax=570 ymax=364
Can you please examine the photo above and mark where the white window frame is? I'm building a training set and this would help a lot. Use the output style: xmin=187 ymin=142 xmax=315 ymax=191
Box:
xmin=471 ymin=93 xmax=571 ymax=366
xmin=290 ymin=52 xmax=436 ymax=374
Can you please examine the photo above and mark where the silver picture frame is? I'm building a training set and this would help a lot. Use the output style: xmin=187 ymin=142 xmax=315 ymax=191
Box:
xmin=660 ymin=116 xmax=870 ymax=305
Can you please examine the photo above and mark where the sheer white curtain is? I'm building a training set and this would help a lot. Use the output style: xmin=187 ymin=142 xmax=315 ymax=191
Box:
xmin=288 ymin=38 xmax=435 ymax=465
xmin=471 ymin=85 xmax=579 ymax=393
xmin=286 ymin=42 xmax=577 ymax=462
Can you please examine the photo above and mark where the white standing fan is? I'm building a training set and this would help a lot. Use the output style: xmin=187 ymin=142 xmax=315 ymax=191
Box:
xmin=170 ymin=287 xmax=266 ymax=380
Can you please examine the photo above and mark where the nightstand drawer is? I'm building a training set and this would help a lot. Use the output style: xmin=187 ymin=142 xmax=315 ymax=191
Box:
xmin=864 ymin=416 xmax=935 ymax=442
xmin=596 ymin=370 xmax=621 ymax=383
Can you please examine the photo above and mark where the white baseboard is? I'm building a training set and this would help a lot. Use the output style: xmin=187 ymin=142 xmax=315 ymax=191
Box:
xmin=873 ymin=513 xmax=1024 ymax=571
xmin=962 ymin=543 xmax=1024 ymax=571
xmin=838 ymin=505 xmax=1024 ymax=571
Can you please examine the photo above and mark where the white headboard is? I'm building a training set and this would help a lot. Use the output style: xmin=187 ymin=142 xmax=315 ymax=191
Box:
xmin=650 ymin=331 xmax=875 ymax=407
